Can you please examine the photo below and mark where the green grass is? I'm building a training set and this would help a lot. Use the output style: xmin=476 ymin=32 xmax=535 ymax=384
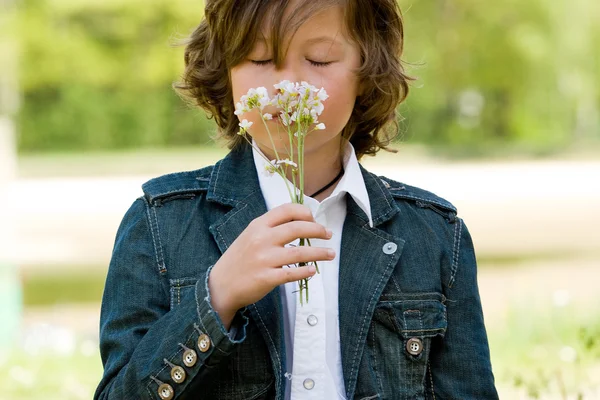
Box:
xmin=489 ymin=299 xmax=600 ymax=398
xmin=21 ymin=269 xmax=107 ymax=306
xmin=0 ymin=346 xmax=103 ymax=400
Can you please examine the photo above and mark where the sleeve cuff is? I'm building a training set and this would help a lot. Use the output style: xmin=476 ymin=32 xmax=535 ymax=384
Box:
xmin=194 ymin=264 xmax=249 ymax=357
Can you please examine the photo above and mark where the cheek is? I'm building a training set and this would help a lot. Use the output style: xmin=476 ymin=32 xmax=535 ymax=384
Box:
xmin=319 ymin=80 xmax=358 ymax=130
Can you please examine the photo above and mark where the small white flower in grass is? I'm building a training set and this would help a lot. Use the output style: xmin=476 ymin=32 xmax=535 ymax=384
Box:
xmin=559 ymin=346 xmax=577 ymax=363
xmin=262 ymin=113 xmax=273 ymax=121
xmin=315 ymin=123 xmax=326 ymax=130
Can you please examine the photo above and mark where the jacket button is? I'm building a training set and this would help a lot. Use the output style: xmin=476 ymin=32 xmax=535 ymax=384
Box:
xmin=170 ymin=365 xmax=186 ymax=384
xmin=307 ymin=314 xmax=318 ymax=326
xmin=383 ymin=242 xmax=397 ymax=254
xmin=158 ymin=383 xmax=174 ymax=400
xmin=198 ymin=333 xmax=211 ymax=353
xmin=406 ymin=337 xmax=423 ymax=356
xmin=182 ymin=348 xmax=197 ymax=367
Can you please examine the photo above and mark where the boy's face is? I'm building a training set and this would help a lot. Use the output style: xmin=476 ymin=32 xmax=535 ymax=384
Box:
xmin=230 ymin=4 xmax=361 ymax=160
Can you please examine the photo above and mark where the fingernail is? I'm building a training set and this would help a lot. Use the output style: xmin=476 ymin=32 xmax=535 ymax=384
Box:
xmin=327 ymin=249 xmax=335 ymax=258
xmin=308 ymin=265 xmax=316 ymax=273
xmin=326 ymin=229 xmax=333 ymax=238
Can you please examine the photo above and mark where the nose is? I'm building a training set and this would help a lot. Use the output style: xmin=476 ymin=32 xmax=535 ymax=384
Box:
xmin=273 ymin=58 xmax=304 ymax=87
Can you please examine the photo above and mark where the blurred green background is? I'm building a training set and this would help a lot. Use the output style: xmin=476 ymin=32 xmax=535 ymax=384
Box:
xmin=1 ymin=0 xmax=599 ymax=399
xmin=9 ymin=0 xmax=600 ymax=155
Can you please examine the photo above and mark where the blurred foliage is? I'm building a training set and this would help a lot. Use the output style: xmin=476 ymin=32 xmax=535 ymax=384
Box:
xmin=9 ymin=0 xmax=600 ymax=154
xmin=398 ymin=0 xmax=600 ymax=155
xmin=14 ymin=0 xmax=215 ymax=152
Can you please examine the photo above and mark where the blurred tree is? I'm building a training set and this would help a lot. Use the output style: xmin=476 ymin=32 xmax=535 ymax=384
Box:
xmin=399 ymin=0 xmax=599 ymax=154
xmin=16 ymin=0 xmax=215 ymax=152
xmin=12 ymin=0 xmax=600 ymax=154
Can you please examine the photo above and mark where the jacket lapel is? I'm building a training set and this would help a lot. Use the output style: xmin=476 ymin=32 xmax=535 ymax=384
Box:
xmin=339 ymin=168 xmax=404 ymax=399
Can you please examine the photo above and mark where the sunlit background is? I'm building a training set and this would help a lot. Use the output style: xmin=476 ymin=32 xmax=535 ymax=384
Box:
xmin=0 ymin=0 xmax=599 ymax=399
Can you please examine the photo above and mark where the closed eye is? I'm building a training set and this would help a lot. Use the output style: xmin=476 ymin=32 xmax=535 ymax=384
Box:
xmin=307 ymin=59 xmax=332 ymax=67
xmin=250 ymin=59 xmax=272 ymax=66
xmin=250 ymin=59 xmax=332 ymax=67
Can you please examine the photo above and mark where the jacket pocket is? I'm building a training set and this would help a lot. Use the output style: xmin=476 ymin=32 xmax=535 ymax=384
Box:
xmin=369 ymin=292 xmax=447 ymax=400
xmin=169 ymin=277 xmax=198 ymax=309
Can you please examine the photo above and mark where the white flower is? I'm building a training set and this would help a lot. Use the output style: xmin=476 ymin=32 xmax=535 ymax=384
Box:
xmin=279 ymin=112 xmax=293 ymax=126
xmin=263 ymin=159 xmax=279 ymax=176
xmin=275 ymin=159 xmax=298 ymax=168
xmin=312 ymin=101 xmax=324 ymax=116
xmin=234 ymin=101 xmax=248 ymax=116
xmin=262 ymin=113 xmax=273 ymax=120
xmin=238 ymin=119 xmax=253 ymax=135
xmin=315 ymin=123 xmax=326 ymax=130
xmin=274 ymin=80 xmax=296 ymax=94
xmin=316 ymin=88 xmax=329 ymax=101
xmin=239 ymin=119 xmax=253 ymax=129
xmin=239 ymin=87 xmax=271 ymax=111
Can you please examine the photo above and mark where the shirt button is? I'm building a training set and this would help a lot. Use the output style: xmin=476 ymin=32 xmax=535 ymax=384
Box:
xmin=406 ymin=337 xmax=423 ymax=356
xmin=303 ymin=378 xmax=315 ymax=390
xmin=170 ymin=365 xmax=186 ymax=384
xmin=383 ymin=242 xmax=397 ymax=255
xmin=307 ymin=314 xmax=318 ymax=326
xmin=182 ymin=348 xmax=197 ymax=367
xmin=198 ymin=333 xmax=211 ymax=353
xmin=158 ymin=383 xmax=174 ymax=400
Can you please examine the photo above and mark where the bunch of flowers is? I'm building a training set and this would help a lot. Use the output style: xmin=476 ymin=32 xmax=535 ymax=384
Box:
xmin=235 ymin=80 xmax=329 ymax=304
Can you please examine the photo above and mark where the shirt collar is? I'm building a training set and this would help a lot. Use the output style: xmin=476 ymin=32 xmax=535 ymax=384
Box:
xmin=251 ymin=138 xmax=374 ymax=228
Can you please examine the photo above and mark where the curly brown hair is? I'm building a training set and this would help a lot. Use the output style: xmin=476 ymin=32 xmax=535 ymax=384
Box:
xmin=174 ymin=0 xmax=411 ymax=160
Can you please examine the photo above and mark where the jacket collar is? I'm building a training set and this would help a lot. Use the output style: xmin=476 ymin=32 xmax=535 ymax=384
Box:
xmin=206 ymin=140 xmax=399 ymax=226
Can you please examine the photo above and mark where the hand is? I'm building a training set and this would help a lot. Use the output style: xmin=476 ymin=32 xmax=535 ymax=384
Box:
xmin=208 ymin=203 xmax=334 ymax=329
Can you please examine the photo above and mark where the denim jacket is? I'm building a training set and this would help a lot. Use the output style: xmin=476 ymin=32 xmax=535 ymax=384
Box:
xmin=95 ymin=141 xmax=499 ymax=400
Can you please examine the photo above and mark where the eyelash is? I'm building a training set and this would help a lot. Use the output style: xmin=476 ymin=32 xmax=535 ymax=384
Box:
xmin=250 ymin=59 xmax=332 ymax=67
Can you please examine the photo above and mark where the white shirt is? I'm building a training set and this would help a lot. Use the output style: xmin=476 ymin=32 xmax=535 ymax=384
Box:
xmin=252 ymin=139 xmax=374 ymax=400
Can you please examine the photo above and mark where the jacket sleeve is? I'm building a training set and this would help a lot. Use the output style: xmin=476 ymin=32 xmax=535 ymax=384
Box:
xmin=427 ymin=218 xmax=499 ymax=399
xmin=94 ymin=198 xmax=249 ymax=399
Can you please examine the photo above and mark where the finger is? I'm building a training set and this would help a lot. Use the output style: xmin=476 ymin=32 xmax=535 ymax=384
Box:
xmin=271 ymin=221 xmax=332 ymax=245
xmin=274 ymin=245 xmax=335 ymax=267
xmin=269 ymin=264 xmax=317 ymax=285
xmin=262 ymin=203 xmax=314 ymax=227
